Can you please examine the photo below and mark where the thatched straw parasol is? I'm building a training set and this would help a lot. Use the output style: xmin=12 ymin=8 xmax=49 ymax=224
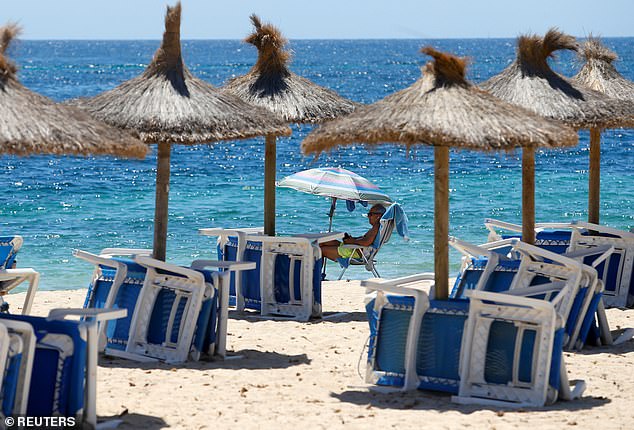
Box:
xmin=69 ymin=3 xmax=290 ymax=260
xmin=0 ymin=24 xmax=146 ymax=158
xmin=302 ymin=48 xmax=578 ymax=299
xmin=223 ymin=15 xmax=358 ymax=235
xmin=481 ymin=29 xmax=634 ymax=226
xmin=572 ymin=36 xmax=634 ymax=224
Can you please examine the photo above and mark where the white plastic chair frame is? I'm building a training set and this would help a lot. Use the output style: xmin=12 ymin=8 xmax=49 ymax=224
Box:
xmin=73 ymin=248 xmax=152 ymax=353
xmin=254 ymin=235 xmax=320 ymax=321
xmin=126 ymin=256 xmax=256 ymax=363
xmin=0 ymin=319 xmax=35 ymax=416
xmin=201 ymin=228 xmax=321 ymax=321
xmin=454 ymin=289 xmax=585 ymax=408
xmin=199 ymin=227 xmax=264 ymax=312
xmin=0 ymin=236 xmax=39 ymax=315
xmin=361 ymin=275 xmax=584 ymax=407
xmin=449 ymin=236 xmax=600 ymax=350
xmin=485 ymin=218 xmax=634 ymax=308
xmin=46 ymin=308 xmax=126 ymax=429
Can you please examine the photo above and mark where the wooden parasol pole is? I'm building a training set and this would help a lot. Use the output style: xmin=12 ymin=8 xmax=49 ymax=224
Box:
xmin=522 ymin=147 xmax=536 ymax=245
xmin=434 ymin=146 xmax=449 ymax=300
xmin=588 ymin=128 xmax=601 ymax=225
xmin=264 ymin=135 xmax=277 ymax=236
xmin=153 ymin=141 xmax=171 ymax=261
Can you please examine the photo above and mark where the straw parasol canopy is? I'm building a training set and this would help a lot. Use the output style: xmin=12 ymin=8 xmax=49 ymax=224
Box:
xmin=572 ymin=37 xmax=634 ymax=224
xmin=302 ymin=47 xmax=578 ymax=299
xmin=572 ymin=36 xmax=634 ymax=102
xmin=223 ymin=15 xmax=358 ymax=235
xmin=481 ymin=29 xmax=634 ymax=226
xmin=69 ymin=3 xmax=290 ymax=260
xmin=0 ymin=24 xmax=146 ymax=158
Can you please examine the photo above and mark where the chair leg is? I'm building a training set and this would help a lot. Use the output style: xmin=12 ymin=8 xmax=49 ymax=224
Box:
xmin=337 ymin=265 xmax=347 ymax=281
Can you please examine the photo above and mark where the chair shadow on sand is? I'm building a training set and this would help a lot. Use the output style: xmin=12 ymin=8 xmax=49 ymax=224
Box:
xmin=228 ymin=310 xmax=369 ymax=324
xmin=331 ymin=388 xmax=610 ymax=414
xmin=98 ymin=349 xmax=311 ymax=371
xmin=99 ymin=412 xmax=167 ymax=430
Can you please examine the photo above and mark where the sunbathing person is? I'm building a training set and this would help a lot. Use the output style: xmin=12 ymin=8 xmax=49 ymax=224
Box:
xmin=319 ymin=204 xmax=386 ymax=262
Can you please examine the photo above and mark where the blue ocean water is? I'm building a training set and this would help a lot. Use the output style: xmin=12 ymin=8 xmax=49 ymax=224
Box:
xmin=2 ymin=38 xmax=633 ymax=290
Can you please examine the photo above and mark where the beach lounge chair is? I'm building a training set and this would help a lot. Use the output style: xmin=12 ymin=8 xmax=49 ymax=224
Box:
xmin=449 ymin=236 xmax=605 ymax=350
xmin=337 ymin=202 xmax=409 ymax=280
xmin=0 ymin=319 xmax=35 ymax=417
xmin=361 ymin=274 xmax=585 ymax=407
xmin=0 ymin=308 xmax=126 ymax=427
xmin=74 ymin=248 xmax=151 ymax=355
xmin=0 ymin=235 xmax=39 ymax=314
xmin=485 ymin=219 xmax=634 ymax=309
xmin=77 ymin=248 xmax=254 ymax=362
xmin=125 ymin=255 xmax=255 ymax=363
xmin=206 ymin=228 xmax=324 ymax=321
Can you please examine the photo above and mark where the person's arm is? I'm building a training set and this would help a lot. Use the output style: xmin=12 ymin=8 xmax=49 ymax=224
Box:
xmin=343 ymin=225 xmax=378 ymax=247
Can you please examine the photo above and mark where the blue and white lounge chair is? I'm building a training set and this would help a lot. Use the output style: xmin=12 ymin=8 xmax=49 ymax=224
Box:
xmin=0 ymin=235 xmax=39 ymax=314
xmin=362 ymin=273 xmax=585 ymax=408
xmin=337 ymin=203 xmax=409 ymax=280
xmin=125 ymin=255 xmax=254 ymax=363
xmin=449 ymin=236 xmax=606 ymax=350
xmin=74 ymin=248 xmax=152 ymax=355
xmin=485 ymin=219 xmax=634 ymax=309
xmin=0 ymin=319 xmax=35 ymax=417
xmin=205 ymin=228 xmax=324 ymax=321
xmin=76 ymin=248 xmax=254 ymax=363
xmin=0 ymin=308 xmax=126 ymax=427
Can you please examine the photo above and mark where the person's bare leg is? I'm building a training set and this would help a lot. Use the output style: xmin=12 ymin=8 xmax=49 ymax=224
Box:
xmin=320 ymin=245 xmax=340 ymax=261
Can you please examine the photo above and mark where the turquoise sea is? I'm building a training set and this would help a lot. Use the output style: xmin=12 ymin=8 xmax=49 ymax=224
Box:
xmin=2 ymin=38 xmax=633 ymax=290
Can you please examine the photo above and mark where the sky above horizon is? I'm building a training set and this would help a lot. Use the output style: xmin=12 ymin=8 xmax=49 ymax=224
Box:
xmin=4 ymin=0 xmax=633 ymax=40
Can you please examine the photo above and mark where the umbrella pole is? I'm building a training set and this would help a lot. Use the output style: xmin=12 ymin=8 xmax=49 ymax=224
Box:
xmin=434 ymin=146 xmax=449 ymax=300
xmin=322 ymin=197 xmax=337 ymax=279
xmin=264 ymin=135 xmax=276 ymax=236
xmin=588 ymin=128 xmax=601 ymax=225
xmin=522 ymin=148 xmax=536 ymax=245
xmin=153 ymin=141 xmax=171 ymax=261
xmin=328 ymin=197 xmax=337 ymax=232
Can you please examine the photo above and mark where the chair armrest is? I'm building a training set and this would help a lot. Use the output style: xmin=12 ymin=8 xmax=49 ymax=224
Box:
xmin=484 ymin=218 xmax=523 ymax=233
xmin=466 ymin=289 xmax=556 ymax=312
xmin=47 ymin=308 xmax=127 ymax=322
xmin=134 ymin=255 xmax=204 ymax=284
xmin=362 ymin=272 xmax=435 ymax=294
xmin=98 ymin=248 xmax=152 ymax=257
xmin=190 ymin=260 xmax=256 ymax=272
xmin=564 ymin=245 xmax=614 ymax=268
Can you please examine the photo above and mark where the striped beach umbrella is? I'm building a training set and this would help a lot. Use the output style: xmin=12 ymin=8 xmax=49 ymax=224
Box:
xmin=278 ymin=167 xmax=392 ymax=232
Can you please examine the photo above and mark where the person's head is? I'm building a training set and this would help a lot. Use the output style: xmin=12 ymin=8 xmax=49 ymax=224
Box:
xmin=367 ymin=204 xmax=386 ymax=225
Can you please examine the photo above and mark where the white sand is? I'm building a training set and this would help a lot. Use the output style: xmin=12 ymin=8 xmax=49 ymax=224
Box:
xmin=8 ymin=282 xmax=634 ymax=430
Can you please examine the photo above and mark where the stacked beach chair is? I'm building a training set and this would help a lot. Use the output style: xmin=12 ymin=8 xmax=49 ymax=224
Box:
xmin=361 ymin=238 xmax=591 ymax=407
xmin=204 ymin=228 xmax=324 ymax=321
xmin=0 ymin=307 xmax=126 ymax=427
xmin=0 ymin=235 xmax=39 ymax=315
xmin=74 ymin=248 xmax=255 ymax=363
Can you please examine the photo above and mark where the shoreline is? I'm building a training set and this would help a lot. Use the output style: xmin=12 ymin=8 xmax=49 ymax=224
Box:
xmin=7 ymin=282 xmax=634 ymax=429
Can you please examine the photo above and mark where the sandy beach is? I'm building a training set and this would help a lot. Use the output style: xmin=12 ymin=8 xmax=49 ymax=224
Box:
xmin=8 ymin=281 xmax=634 ymax=430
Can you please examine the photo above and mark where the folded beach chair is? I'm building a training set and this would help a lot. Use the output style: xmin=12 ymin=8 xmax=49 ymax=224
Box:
xmin=362 ymin=275 xmax=584 ymax=408
xmin=0 ymin=235 xmax=39 ymax=314
xmin=0 ymin=319 xmax=35 ymax=417
xmin=74 ymin=248 xmax=152 ymax=355
xmin=124 ymin=255 xmax=254 ymax=363
xmin=0 ymin=308 xmax=126 ymax=427
xmin=449 ymin=236 xmax=605 ymax=350
xmin=337 ymin=202 xmax=409 ymax=280
xmin=485 ymin=219 xmax=634 ymax=309
xmin=209 ymin=228 xmax=323 ymax=321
